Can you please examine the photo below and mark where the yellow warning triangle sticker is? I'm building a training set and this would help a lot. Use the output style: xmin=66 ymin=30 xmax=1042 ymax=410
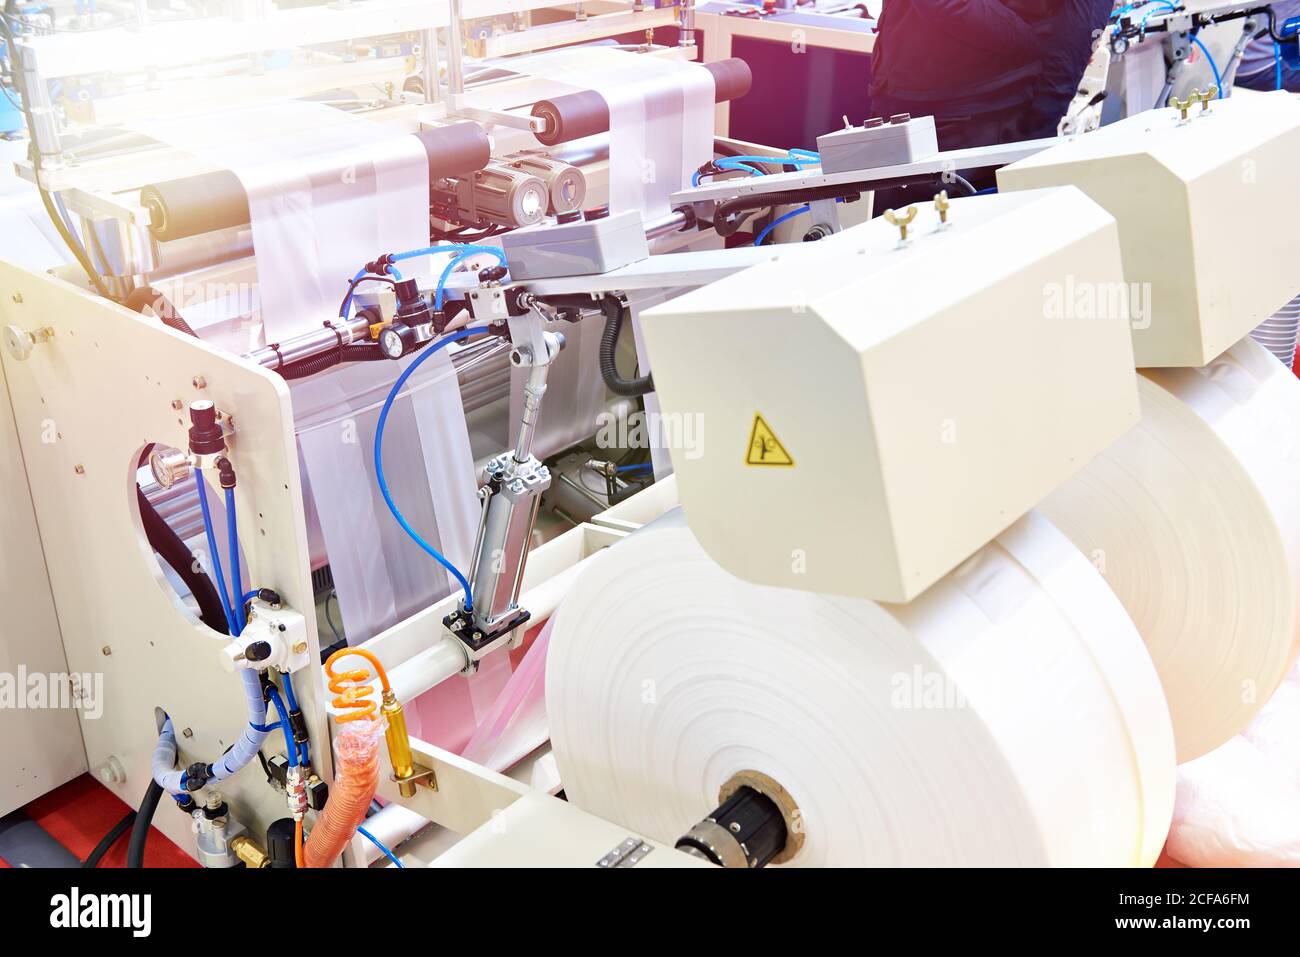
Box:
xmin=746 ymin=413 xmax=795 ymax=467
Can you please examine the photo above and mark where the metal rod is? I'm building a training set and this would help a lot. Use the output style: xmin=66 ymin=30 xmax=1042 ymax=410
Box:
xmin=513 ymin=360 xmax=550 ymax=463
xmin=446 ymin=0 xmax=466 ymax=98
xmin=644 ymin=208 xmax=691 ymax=240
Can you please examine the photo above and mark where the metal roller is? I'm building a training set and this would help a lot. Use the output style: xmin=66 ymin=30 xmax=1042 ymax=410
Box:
xmin=141 ymin=123 xmax=492 ymax=241
xmin=530 ymin=57 xmax=754 ymax=146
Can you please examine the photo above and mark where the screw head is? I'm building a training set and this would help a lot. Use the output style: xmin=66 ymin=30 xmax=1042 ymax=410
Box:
xmin=101 ymin=645 xmax=111 ymax=656
xmin=12 ymin=292 xmax=22 ymax=304
xmin=171 ymin=399 xmax=183 ymax=411
xmin=192 ymin=375 xmax=207 ymax=389
xmin=182 ymin=727 xmax=193 ymax=738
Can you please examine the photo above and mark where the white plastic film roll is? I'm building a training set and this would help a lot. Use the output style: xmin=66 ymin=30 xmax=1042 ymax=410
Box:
xmin=547 ymin=508 xmax=1175 ymax=867
xmin=1039 ymin=336 xmax=1300 ymax=763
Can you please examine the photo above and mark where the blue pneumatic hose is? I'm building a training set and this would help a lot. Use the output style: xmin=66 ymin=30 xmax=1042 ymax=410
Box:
xmin=374 ymin=328 xmax=477 ymax=610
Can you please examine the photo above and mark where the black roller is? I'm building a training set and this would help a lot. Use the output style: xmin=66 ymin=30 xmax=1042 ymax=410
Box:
xmin=414 ymin=122 xmax=492 ymax=180
xmin=141 ymin=169 xmax=249 ymax=243
xmin=142 ymin=123 xmax=494 ymax=241
xmin=531 ymin=57 xmax=754 ymax=146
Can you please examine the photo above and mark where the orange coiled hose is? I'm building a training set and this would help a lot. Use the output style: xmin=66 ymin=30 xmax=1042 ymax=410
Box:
xmin=304 ymin=649 xmax=391 ymax=868
xmin=325 ymin=647 xmax=390 ymax=722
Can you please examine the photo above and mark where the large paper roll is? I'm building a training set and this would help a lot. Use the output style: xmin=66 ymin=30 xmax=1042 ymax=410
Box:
xmin=1039 ymin=336 xmax=1300 ymax=763
xmin=547 ymin=508 xmax=1175 ymax=866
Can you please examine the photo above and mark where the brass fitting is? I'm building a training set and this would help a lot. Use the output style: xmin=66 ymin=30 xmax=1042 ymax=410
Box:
xmin=382 ymin=689 xmax=417 ymax=798
xmin=230 ymin=835 xmax=270 ymax=869
xmin=883 ymin=205 xmax=918 ymax=242
xmin=933 ymin=190 xmax=951 ymax=226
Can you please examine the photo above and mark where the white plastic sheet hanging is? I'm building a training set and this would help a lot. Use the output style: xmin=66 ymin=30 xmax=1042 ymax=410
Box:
xmin=1039 ymin=335 xmax=1300 ymax=763
xmin=290 ymin=351 xmax=479 ymax=644
xmin=1166 ymin=663 xmax=1300 ymax=867
xmin=547 ymin=508 xmax=1176 ymax=867
xmin=509 ymin=47 xmax=714 ymax=215
xmin=136 ymin=101 xmax=430 ymax=342
xmin=502 ymin=49 xmax=713 ymax=459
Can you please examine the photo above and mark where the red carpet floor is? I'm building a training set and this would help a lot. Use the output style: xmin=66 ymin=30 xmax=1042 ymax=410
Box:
xmin=4 ymin=774 xmax=196 ymax=868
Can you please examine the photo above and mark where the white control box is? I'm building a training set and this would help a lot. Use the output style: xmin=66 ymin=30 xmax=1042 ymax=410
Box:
xmin=641 ymin=187 xmax=1137 ymax=604
xmin=502 ymin=209 xmax=649 ymax=280
xmin=816 ymin=113 xmax=939 ymax=174
xmin=999 ymin=91 xmax=1300 ymax=368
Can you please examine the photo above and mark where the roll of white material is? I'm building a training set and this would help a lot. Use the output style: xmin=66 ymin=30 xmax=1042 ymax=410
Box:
xmin=1039 ymin=336 xmax=1300 ymax=763
xmin=547 ymin=508 xmax=1175 ymax=867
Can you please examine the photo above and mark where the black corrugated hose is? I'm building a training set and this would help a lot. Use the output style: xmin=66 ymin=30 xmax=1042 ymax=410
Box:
xmin=135 ymin=483 xmax=230 ymax=634
xmin=598 ymin=295 xmax=654 ymax=397
xmin=124 ymin=285 xmax=200 ymax=338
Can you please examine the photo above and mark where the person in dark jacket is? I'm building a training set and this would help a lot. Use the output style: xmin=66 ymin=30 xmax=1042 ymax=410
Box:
xmin=868 ymin=0 xmax=1114 ymax=200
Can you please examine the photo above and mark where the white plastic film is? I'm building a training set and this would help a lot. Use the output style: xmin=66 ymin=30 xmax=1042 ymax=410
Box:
xmin=137 ymin=101 xmax=430 ymax=342
xmin=509 ymin=47 xmax=714 ymax=215
xmin=290 ymin=350 xmax=479 ymax=644
xmin=502 ymin=49 xmax=713 ymax=458
xmin=1165 ymin=663 xmax=1300 ymax=867
xmin=1039 ymin=335 xmax=1300 ymax=763
xmin=547 ymin=508 xmax=1175 ymax=867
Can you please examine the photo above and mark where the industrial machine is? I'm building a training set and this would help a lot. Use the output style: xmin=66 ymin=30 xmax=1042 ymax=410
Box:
xmin=2 ymin=0 xmax=1300 ymax=870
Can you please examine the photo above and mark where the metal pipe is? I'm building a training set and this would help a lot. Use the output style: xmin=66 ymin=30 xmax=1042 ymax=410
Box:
xmin=645 ymin=208 xmax=692 ymax=240
xmin=16 ymin=44 xmax=63 ymax=169
xmin=149 ymin=227 xmax=255 ymax=280
xmin=422 ymin=27 xmax=440 ymax=105
xmin=446 ymin=0 xmax=466 ymax=97
xmin=680 ymin=0 xmax=697 ymax=47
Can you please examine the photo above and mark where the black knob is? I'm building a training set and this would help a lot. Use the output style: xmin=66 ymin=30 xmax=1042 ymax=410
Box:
xmin=243 ymin=640 xmax=273 ymax=662
xmin=394 ymin=278 xmax=422 ymax=308
xmin=266 ymin=818 xmax=297 ymax=868
xmin=583 ymin=204 xmax=610 ymax=221
xmin=478 ymin=264 xmax=508 ymax=284
xmin=188 ymin=401 xmax=225 ymax=456
xmin=556 ymin=209 xmax=582 ymax=224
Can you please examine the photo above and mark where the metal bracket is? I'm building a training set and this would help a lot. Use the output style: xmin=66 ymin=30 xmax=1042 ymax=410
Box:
xmin=597 ymin=836 xmax=655 ymax=868
xmin=393 ymin=762 xmax=438 ymax=793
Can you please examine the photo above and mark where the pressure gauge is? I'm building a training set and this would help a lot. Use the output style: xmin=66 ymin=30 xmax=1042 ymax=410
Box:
xmin=379 ymin=325 xmax=414 ymax=360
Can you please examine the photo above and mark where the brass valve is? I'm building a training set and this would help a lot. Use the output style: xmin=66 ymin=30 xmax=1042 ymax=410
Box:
xmin=382 ymin=689 xmax=418 ymax=798
xmin=229 ymin=835 xmax=271 ymax=869
xmin=884 ymin=206 xmax=918 ymax=242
